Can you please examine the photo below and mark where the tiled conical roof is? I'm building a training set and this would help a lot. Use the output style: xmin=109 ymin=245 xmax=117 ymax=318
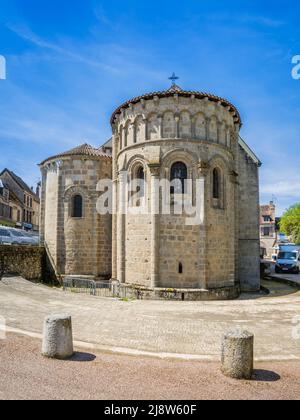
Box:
xmin=111 ymin=86 xmax=242 ymax=126
xmin=40 ymin=143 xmax=111 ymax=166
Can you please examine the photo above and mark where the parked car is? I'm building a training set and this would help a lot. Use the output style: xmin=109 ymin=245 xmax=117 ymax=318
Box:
xmin=21 ymin=231 xmax=39 ymax=246
xmin=8 ymin=228 xmax=36 ymax=246
xmin=0 ymin=228 xmax=14 ymax=245
xmin=275 ymin=250 xmax=300 ymax=274
xmin=0 ymin=227 xmax=39 ymax=246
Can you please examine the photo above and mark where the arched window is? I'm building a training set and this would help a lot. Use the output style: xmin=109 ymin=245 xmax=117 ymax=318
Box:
xmin=136 ymin=166 xmax=145 ymax=199
xmin=136 ymin=166 xmax=145 ymax=181
xmin=213 ymin=168 xmax=221 ymax=199
xmin=130 ymin=165 xmax=145 ymax=207
xmin=71 ymin=194 xmax=83 ymax=218
xmin=171 ymin=162 xmax=188 ymax=194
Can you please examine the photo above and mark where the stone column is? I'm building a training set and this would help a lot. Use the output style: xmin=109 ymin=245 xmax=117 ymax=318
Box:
xmin=148 ymin=164 xmax=160 ymax=288
xmin=175 ymin=115 xmax=180 ymax=139
xmin=233 ymin=123 xmax=240 ymax=285
xmin=217 ymin=122 xmax=223 ymax=144
xmin=191 ymin=117 xmax=196 ymax=139
xmin=111 ymin=133 xmax=119 ymax=281
xmin=56 ymin=161 xmax=64 ymax=275
xmin=117 ymin=170 xmax=127 ymax=283
xmin=197 ymin=161 xmax=209 ymax=289
xmin=143 ymin=118 xmax=148 ymax=141
xmin=205 ymin=118 xmax=210 ymax=142
xmin=39 ymin=167 xmax=47 ymax=245
xmin=158 ymin=115 xmax=163 ymax=139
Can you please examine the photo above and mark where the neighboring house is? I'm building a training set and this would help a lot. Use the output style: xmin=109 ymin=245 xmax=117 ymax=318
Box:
xmin=260 ymin=201 xmax=276 ymax=258
xmin=0 ymin=179 xmax=11 ymax=223
xmin=0 ymin=169 xmax=40 ymax=231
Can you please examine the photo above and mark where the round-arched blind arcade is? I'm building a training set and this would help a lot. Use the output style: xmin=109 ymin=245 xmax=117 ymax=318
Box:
xmin=71 ymin=194 xmax=83 ymax=218
xmin=171 ymin=162 xmax=188 ymax=194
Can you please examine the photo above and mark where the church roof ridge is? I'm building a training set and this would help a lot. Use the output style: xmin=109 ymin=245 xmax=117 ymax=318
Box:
xmin=110 ymin=88 xmax=242 ymax=126
xmin=39 ymin=143 xmax=112 ymax=166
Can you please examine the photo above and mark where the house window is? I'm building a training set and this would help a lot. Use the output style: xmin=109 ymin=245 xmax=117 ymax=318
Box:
xmin=263 ymin=215 xmax=271 ymax=222
xmin=171 ymin=162 xmax=187 ymax=194
xmin=71 ymin=195 xmax=83 ymax=218
xmin=263 ymin=227 xmax=270 ymax=236
xmin=213 ymin=168 xmax=221 ymax=199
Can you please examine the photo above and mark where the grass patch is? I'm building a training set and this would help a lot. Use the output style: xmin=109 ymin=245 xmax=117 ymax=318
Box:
xmin=120 ymin=297 xmax=135 ymax=302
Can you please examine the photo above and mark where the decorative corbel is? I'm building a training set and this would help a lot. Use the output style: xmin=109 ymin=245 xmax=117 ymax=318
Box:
xmin=198 ymin=161 xmax=210 ymax=176
xmin=229 ymin=170 xmax=239 ymax=184
xmin=148 ymin=163 xmax=161 ymax=178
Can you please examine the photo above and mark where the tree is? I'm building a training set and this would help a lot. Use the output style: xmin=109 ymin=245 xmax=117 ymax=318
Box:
xmin=280 ymin=204 xmax=300 ymax=244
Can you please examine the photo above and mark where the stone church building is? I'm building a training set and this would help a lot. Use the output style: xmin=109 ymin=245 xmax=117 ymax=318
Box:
xmin=40 ymin=82 xmax=261 ymax=300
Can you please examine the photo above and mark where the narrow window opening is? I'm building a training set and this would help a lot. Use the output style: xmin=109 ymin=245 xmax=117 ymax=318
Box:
xmin=71 ymin=194 xmax=83 ymax=218
xmin=213 ymin=168 xmax=220 ymax=199
xmin=171 ymin=162 xmax=188 ymax=194
xmin=179 ymin=262 xmax=183 ymax=274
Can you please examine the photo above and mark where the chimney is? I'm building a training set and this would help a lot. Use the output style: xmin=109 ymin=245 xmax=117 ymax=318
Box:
xmin=36 ymin=182 xmax=41 ymax=198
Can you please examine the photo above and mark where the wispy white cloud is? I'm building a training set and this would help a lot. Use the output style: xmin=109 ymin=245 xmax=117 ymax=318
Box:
xmin=7 ymin=23 xmax=121 ymax=74
xmin=93 ymin=4 xmax=114 ymax=28
xmin=239 ymin=15 xmax=285 ymax=28
xmin=205 ymin=12 xmax=285 ymax=28
xmin=261 ymin=180 xmax=300 ymax=198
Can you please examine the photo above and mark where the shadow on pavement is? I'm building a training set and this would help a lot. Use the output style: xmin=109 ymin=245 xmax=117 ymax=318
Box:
xmin=252 ymin=370 xmax=281 ymax=382
xmin=70 ymin=352 xmax=96 ymax=362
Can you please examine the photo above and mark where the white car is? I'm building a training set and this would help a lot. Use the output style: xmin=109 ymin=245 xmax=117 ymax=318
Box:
xmin=7 ymin=229 xmax=35 ymax=246
xmin=21 ymin=231 xmax=39 ymax=246
xmin=275 ymin=250 xmax=300 ymax=274
xmin=0 ymin=228 xmax=14 ymax=245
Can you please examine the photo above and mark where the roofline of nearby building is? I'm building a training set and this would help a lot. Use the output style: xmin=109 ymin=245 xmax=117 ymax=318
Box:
xmin=101 ymin=137 xmax=113 ymax=148
xmin=238 ymin=137 xmax=262 ymax=167
xmin=110 ymin=88 xmax=242 ymax=127
xmin=0 ymin=168 xmax=40 ymax=201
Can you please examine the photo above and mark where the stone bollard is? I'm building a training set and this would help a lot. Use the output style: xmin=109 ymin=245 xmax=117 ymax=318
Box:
xmin=221 ymin=328 xmax=254 ymax=380
xmin=42 ymin=314 xmax=74 ymax=360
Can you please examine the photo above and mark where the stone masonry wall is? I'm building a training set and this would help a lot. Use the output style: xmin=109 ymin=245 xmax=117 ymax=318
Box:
xmin=41 ymin=156 xmax=112 ymax=278
xmin=238 ymin=145 xmax=261 ymax=291
xmin=114 ymin=93 xmax=239 ymax=290
xmin=0 ymin=245 xmax=45 ymax=281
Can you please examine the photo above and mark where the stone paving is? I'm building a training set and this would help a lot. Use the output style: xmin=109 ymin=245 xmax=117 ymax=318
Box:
xmin=1 ymin=276 xmax=300 ymax=361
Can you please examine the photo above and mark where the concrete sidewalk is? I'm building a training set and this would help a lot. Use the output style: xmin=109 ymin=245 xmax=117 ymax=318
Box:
xmin=1 ymin=276 xmax=300 ymax=361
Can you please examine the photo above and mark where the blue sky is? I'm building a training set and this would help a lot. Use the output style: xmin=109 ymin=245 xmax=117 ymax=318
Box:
xmin=0 ymin=0 xmax=299 ymax=215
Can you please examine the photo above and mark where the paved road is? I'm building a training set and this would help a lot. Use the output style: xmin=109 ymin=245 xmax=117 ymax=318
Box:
xmin=269 ymin=262 xmax=300 ymax=286
xmin=1 ymin=333 xmax=300 ymax=400
xmin=1 ymin=276 xmax=300 ymax=361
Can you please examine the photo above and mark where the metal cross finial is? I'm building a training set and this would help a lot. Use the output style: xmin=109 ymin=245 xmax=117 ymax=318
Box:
xmin=169 ymin=72 xmax=179 ymax=86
